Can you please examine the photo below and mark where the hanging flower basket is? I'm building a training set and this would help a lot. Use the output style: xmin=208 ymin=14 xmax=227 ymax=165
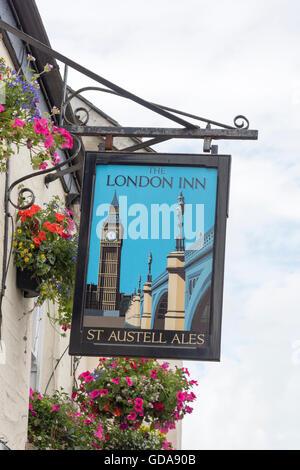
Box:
xmin=13 ymin=197 xmax=77 ymax=331
xmin=16 ymin=268 xmax=40 ymax=298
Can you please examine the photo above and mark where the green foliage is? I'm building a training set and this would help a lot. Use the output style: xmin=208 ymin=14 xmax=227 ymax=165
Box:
xmin=101 ymin=426 xmax=172 ymax=451
xmin=28 ymin=359 xmax=197 ymax=450
xmin=28 ymin=389 xmax=105 ymax=450
xmin=0 ymin=56 xmax=72 ymax=172
xmin=75 ymin=357 xmax=197 ymax=434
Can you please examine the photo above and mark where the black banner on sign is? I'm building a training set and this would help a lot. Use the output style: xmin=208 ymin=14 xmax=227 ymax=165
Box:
xmin=69 ymin=151 xmax=231 ymax=361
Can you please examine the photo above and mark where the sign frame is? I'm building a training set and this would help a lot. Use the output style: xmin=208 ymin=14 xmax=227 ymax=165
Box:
xmin=69 ymin=151 xmax=231 ymax=361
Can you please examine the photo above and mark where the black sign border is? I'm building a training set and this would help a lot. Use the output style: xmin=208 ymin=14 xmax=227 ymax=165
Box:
xmin=69 ymin=151 xmax=231 ymax=361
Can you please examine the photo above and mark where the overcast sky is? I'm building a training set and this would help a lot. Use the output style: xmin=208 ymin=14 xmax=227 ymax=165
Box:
xmin=35 ymin=0 xmax=300 ymax=450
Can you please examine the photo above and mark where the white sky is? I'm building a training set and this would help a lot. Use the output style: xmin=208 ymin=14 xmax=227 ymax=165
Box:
xmin=35 ymin=0 xmax=300 ymax=450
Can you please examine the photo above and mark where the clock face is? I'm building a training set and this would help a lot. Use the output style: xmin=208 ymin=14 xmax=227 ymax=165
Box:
xmin=105 ymin=230 xmax=117 ymax=242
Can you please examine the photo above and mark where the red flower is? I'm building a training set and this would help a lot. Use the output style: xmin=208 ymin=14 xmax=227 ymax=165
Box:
xmin=38 ymin=230 xmax=46 ymax=241
xmin=33 ymin=237 xmax=41 ymax=246
xmin=56 ymin=225 xmax=64 ymax=236
xmin=130 ymin=361 xmax=137 ymax=370
xmin=18 ymin=204 xmax=41 ymax=222
xmin=55 ymin=213 xmax=66 ymax=223
xmin=43 ymin=222 xmax=59 ymax=233
xmin=154 ymin=402 xmax=164 ymax=411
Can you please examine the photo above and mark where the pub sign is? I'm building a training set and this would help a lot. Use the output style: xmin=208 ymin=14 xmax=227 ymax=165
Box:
xmin=69 ymin=151 xmax=231 ymax=361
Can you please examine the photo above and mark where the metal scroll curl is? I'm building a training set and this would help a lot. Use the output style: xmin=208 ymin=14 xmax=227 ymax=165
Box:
xmin=61 ymin=87 xmax=114 ymax=127
xmin=233 ymin=115 xmax=249 ymax=130
xmin=7 ymin=134 xmax=81 ymax=210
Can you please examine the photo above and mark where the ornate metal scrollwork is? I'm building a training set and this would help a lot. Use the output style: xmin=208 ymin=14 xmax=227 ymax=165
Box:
xmin=233 ymin=115 xmax=250 ymax=130
xmin=61 ymin=86 xmax=112 ymax=127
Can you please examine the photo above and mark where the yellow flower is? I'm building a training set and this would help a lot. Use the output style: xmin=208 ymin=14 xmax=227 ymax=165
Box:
xmin=17 ymin=229 xmax=22 ymax=234
xmin=13 ymin=242 xmax=17 ymax=247
xmin=20 ymin=253 xmax=24 ymax=257
xmin=13 ymin=232 xmax=16 ymax=237
xmin=19 ymin=242 xmax=23 ymax=248
xmin=41 ymin=254 xmax=45 ymax=260
xmin=23 ymin=249 xmax=28 ymax=254
xmin=24 ymin=257 xmax=29 ymax=263
xmin=28 ymin=253 xmax=32 ymax=258
xmin=30 ymin=244 xmax=35 ymax=250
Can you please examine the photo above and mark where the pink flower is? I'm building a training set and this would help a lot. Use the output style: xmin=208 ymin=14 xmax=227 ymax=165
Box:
xmin=161 ymin=362 xmax=169 ymax=371
xmin=79 ymin=371 xmax=93 ymax=382
xmin=111 ymin=377 xmax=120 ymax=385
xmin=186 ymin=392 xmax=196 ymax=402
xmin=176 ymin=391 xmax=186 ymax=402
xmin=153 ymin=402 xmax=164 ymax=411
xmin=150 ymin=370 xmax=157 ymax=379
xmin=189 ymin=380 xmax=198 ymax=386
xmin=33 ymin=118 xmax=49 ymax=135
xmin=163 ymin=440 xmax=171 ymax=450
xmin=135 ymin=398 xmax=143 ymax=406
xmin=94 ymin=424 xmax=104 ymax=440
xmin=185 ymin=405 xmax=193 ymax=414
xmin=182 ymin=367 xmax=190 ymax=376
xmin=127 ymin=411 xmax=137 ymax=421
xmin=177 ymin=401 xmax=184 ymax=411
xmin=71 ymin=392 xmax=78 ymax=399
xmin=99 ymin=388 xmax=108 ymax=396
xmin=11 ymin=118 xmax=25 ymax=128
xmin=173 ymin=411 xmax=181 ymax=420
xmin=44 ymin=133 xmax=54 ymax=148
xmin=125 ymin=377 xmax=133 ymax=387
xmin=134 ymin=404 xmax=143 ymax=414
xmin=53 ymin=127 xmax=73 ymax=149
xmin=85 ymin=375 xmax=94 ymax=382
xmin=38 ymin=161 xmax=48 ymax=170
xmin=29 ymin=387 xmax=35 ymax=400
xmin=0 ymin=105 xmax=5 ymax=112
xmin=51 ymin=404 xmax=60 ymax=413
xmin=89 ymin=389 xmax=100 ymax=399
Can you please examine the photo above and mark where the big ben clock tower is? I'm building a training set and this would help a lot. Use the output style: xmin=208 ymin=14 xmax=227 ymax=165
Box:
xmin=97 ymin=191 xmax=124 ymax=311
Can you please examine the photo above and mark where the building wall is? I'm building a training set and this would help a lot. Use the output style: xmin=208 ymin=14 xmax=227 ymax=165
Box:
xmin=0 ymin=36 xmax=76 ymax=450
xmin=0 ymin=30 xmax=182 ymax=450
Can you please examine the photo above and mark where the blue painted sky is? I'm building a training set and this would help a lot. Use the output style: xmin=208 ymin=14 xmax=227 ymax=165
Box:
xmin=87 ymin=164 xmax=218 ymax=294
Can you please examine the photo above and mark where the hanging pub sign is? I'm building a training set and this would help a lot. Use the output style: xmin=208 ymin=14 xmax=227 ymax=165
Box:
xmin=69 ymin=151 xmax=231 ymax=361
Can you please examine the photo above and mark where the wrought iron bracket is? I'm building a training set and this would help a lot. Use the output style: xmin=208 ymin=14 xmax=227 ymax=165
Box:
xmin=0 ymin=20 xmax=258 ymax=155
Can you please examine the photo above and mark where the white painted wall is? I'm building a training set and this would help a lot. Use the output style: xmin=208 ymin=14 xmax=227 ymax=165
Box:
xmin=0 ymin=42 xmax=182 ymax=450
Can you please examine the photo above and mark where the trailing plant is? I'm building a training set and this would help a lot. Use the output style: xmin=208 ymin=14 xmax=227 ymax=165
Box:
xmin=101 ymin=425 xmax=173 ymax=451
xmin=0 ymin=55 xmax=72 ymax=172
xmin=13 ymin=196 xmax=77 ymax=333
xmin=28 ymin=356 xmax=199 ymax=450
xmin=28 ymin=388 xmax=106 ymax=450
xmin=75 ymin=357 xmax=197 ymax=435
